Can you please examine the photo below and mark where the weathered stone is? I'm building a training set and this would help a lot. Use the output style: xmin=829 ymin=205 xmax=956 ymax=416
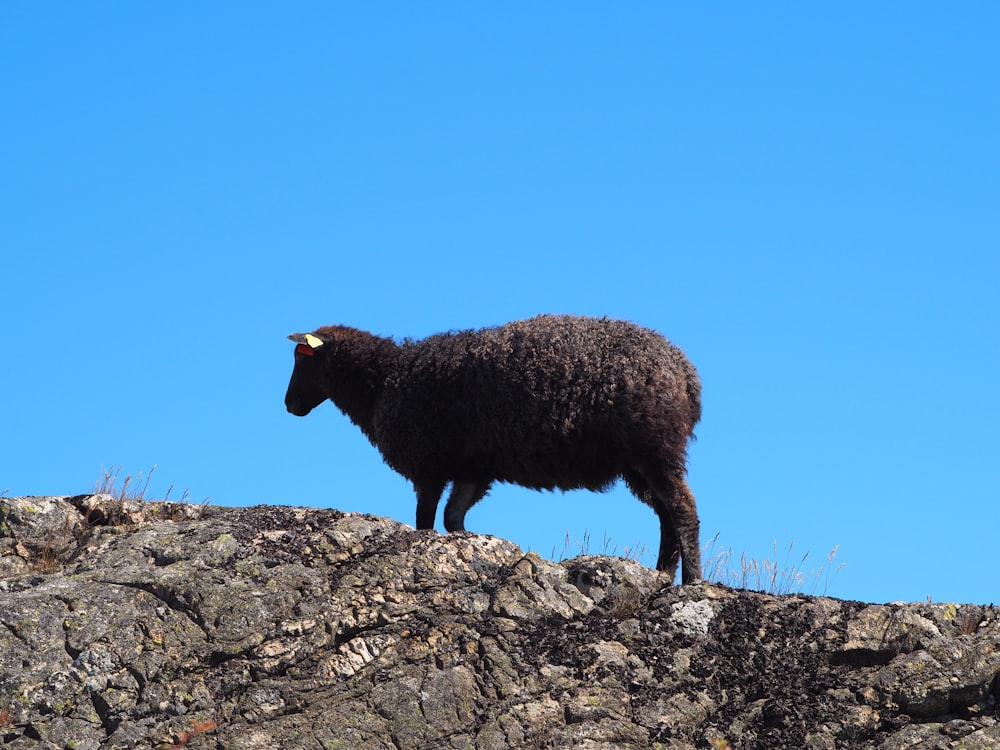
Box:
xmin=1 ymin=494 xmax=998 ymax=749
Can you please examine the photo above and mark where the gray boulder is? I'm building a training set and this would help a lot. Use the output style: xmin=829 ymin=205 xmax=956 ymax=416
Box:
xmin=1 ymin=495 xmax=997 ymax=749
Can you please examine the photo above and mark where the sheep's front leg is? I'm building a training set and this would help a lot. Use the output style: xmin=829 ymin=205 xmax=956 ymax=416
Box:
xmin=443 ymin=480 xmax=493 ymax=532
xmin=414 ymin=480 xmax=446 ymax=530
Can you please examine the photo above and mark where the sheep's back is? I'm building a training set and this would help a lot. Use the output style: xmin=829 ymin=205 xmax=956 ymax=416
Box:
xmin=371 ymin=315 xmax=697 ymax=487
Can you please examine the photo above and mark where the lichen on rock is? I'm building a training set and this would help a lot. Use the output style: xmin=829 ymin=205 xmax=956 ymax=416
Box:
xmin=1 ymin=495 xmax=998 ymax=749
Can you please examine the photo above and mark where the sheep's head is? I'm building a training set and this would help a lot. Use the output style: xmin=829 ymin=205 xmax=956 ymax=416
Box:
xmin=285 ymin=332 xmax=328 ymax=416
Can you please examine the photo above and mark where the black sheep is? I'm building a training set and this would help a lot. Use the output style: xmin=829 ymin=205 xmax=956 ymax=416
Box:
xmin=285 ymin=314 xmax=703 ymax=584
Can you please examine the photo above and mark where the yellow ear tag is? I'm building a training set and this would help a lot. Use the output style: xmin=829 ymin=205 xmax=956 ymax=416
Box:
xmin=304 ymin=333 xmax=324 ymax=349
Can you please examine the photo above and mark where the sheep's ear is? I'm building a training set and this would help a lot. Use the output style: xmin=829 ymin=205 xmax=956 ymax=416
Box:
xmin=288 ymin=332 xmax=325 ymax=355
xmin=288 ymin=333 xmax=325 ymax=348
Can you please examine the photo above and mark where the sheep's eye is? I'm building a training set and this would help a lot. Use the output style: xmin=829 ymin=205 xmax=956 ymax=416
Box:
xmin=295 ymin=344 xmax=315 ymax=357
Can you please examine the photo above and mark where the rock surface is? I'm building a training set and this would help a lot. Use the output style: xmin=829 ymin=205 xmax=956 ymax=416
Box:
xmin=1 ymin=495 xmax=998 ymax=749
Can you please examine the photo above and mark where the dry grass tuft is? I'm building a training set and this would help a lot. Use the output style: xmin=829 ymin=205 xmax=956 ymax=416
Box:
xmin=553 ymin=529 xmax=845 ymax=596
xmin=90 ymin=465 xmax=209 ymax=524
xmin=702 ymin=533 xmax=845 ymax=596
xmin=553 ymin=529 xmax=653 ymax=567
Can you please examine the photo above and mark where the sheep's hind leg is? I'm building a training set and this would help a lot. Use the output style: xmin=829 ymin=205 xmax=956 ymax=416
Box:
xmin=657 ymin=514 xmax=683 ymax=582
xmin=414 ymin=480 xmax=446 ymax=530
xmin=625 ymin=473 xmax=681 ymax=582
xmin=628 ymin=470 xmax=702 ymax=584
xmin=443 ymin=480 xmax=492 ymax=532
xmin=655 ymin=474 xmax=702 ymax=585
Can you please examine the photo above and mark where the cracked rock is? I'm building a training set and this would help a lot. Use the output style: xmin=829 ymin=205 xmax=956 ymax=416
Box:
xmin=1 ymin=494 xmax=998 ymax=749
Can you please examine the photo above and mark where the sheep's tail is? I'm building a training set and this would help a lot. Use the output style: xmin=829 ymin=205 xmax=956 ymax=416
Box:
xmin=679 ymin=351 xmax=702 ymax=434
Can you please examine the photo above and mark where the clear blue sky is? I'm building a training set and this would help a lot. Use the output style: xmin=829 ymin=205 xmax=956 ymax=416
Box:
xmin=3 ymin=4 xmax=997 ymax=605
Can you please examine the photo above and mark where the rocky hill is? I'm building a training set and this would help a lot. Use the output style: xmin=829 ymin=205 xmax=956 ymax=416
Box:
xmin=1 ymin=495 xmax=997 ymax=749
